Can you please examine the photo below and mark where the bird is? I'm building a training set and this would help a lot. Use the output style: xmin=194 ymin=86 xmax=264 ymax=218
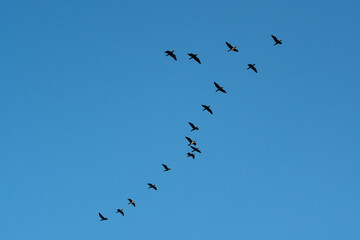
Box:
xmin=188 ymin=53 xmax=201 ymax=64
xmin=162 ymin=164 xmax=172 ymax=172
xmin=148 ymin=183 xmax=157 ymax=190
xmin=116 ymin=209 xmax=124 ymax=216
xmin=271 ymin=35 xmax=282 ymax=46
xmin=225 ymin=42 xmax=238 ymax=52
xmin=99 ymin=212 xmax=108 ymax=221
xmin=188 ymin=122 xmax=199 ymax=132
xmin=247 ymin=64 xmax=257 ymax=73
xmin=214 ymin=82 xmax=227 ymax=93
xmin=128 ymin=198 xmax=136 ymax=207
xmin=185 ymin=136 xmax=197 ymax=146
xmin=187 ymin=152 xmax=195 ymax=159
xmin=165 ymin=50 xmax=177 ymax=61
xmin=202 ymin=105 xmax=213 ymax=114
xmin=191 ymin=146 xmax=201 ymax=153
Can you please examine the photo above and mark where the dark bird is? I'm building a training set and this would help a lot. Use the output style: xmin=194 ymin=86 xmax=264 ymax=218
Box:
xmin=247 ymin=64 xmax=257 ymax=73
xmin=191 ymin=146 xmax=201 ymax=153
xmin=187 ymin=152 xmax=195 ymax=159
xmin=185 ymin=136 xmax=197 ymax=146
xmin=116 ymin=209 xmax=124 ymax=216
xmin=162 ymin=164 xmax=172 ymax=172
xmin=99 ymin=212 xmax=108 ymax=221
xmin=202 ymin=105 xmax=213 ymax=115
xmin=188 ymin=53 xmax=201 ymax=64
xmin=225 ymin=42 xmax=238 ymax=52
xmin=148 ymin=183 xmax=157 ymax=190
xmin=188 ymin=122 xmax=199 ymax=132
xmin=214 ymin=82 xmax=227 ymax=93
xmin=271 ymin=35 xmax=282 ymax=46
xmin=165 ymin=50 xmax=177 ymax=61
xmin=128 ymin=198 xmax=136 ymax=207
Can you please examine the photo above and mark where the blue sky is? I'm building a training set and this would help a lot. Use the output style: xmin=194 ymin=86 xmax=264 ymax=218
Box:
xmin=1 ymin=0 xmax=359 ymax=239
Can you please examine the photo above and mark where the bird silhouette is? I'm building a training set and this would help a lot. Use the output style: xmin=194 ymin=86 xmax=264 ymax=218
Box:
xmin=225 ymin=42 xmax=238 ymax=52
xmin=247 ymin=64 xmax=257 ymax=73
xmin=202 ymin=105 xmax=213 ymax=114
xmin=162 ymin=164 xmax=172 ymax=172
xmin=148 ymin=183 xmax=157 ymax=190
xmin=214 ymin=82 xmax=227 ymax=93
xmin=99 ymin=212 xmax=108 ymax=221
xmin=185 ymin=136 xmax=197 ymax=146
xmin=165 ymin=50 xmax=177 ymax=60
xmin=187 ymin=152 xmax=195 ymax=159
xmin=271 ymin=35 xmax=282 ymax=46
xmin=188 ymin=122 xmax=199 ymax=132
xmin=188 ymin=53 xmax=201 ymax=64
xmin=191 ymin=146 xmax=201 ymax=153
xmin=128 ymin=198 xmax=136 ymax=207
xmin=116 ymin=209 xmax=124 ymax=216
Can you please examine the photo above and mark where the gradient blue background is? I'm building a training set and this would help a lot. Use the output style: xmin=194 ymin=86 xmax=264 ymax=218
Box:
xmin=1 ymin=0 xmax=359 ymax=239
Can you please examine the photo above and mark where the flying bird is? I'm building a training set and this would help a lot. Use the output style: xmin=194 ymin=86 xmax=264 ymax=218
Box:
xmin=214 ymin=82 xmax=227 ymax=93
xmin=148 ymin=183 xmax=157 ymax=190
xmin=99 ymin=212 xmax=108 ymax=221
xmin=162 ymin=164 xmax=172 ymax=172
xmin=188 ymin=122 xmax=199 ymax=132
xmin=188 ymin=53 xmax=201 ymax=64
xmin=116 ymin=209 xmax=124 ymax=216
xmin=165 ymin=50 xmax=177 ymax=61
xmin=187 ymin=152 xmax=195 ymax=159
xmin=185 ymin=136 xmax=197 ymax=146
xmin=191 ymin=146 xmax=201 ymax=153
xmin=271 ymin=35 xmax=282 ymax=46
xmin=202 ymin=105 xmax=213 ymax=115
xmin=247 ymin=64 xmax=257 ymax=73
xmin=128 ymin=198 xmax=136 ymax=207
xmin=225 ymin=42 xmax=238 ymax=52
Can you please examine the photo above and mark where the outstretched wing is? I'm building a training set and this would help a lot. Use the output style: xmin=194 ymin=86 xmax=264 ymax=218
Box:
xmin=221 ymin=88 xmax=227 ymax=93
xmin=171 ymin=54 xmax=177 ymax=61
xmin=194 ymin=56 xmax=201 ymax=64
xmin=128 ymin=198 xmax=133 ymax=203
xmin=99 ymin=212 xmax=105 ymax=219
xmin=132 ymin=202 xmax=136 ymax=207
xmin=208 ymin=108 xmax=213 ymax=114
xmin=185 ymin=136 xmax=192 ymax=143
xmin=226 ymin=42 xmax=233 ymax=49
xmin=253 ymin=67 xmax=258 ymax=73
xmin=214 ymin=82 xmax=221 ymax=89
xmin=189 ymin=122 xmax=195 ymax=129
xmin=120 ymin=211 xmax=124 ymax=216
xmin=162 ymin=164 xmax=168 ymax=169
xmin=271 ymin=35 xmax=278 ymax=42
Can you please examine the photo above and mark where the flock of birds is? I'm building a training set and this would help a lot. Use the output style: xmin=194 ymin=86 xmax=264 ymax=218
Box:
xmin=98 ymin=34 xmax=283 ymax=221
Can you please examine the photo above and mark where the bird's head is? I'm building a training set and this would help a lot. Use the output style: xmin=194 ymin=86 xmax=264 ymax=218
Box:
xmin=173 ymin=50 xmax=176 ymax=52
xmin=209 ymin=105 xmax=212 ymax=107
xmin=196 ymin=53 xmax=199 ymax=56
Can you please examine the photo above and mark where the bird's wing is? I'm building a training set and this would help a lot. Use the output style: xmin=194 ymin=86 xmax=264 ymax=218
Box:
xmin=99 ymin=213 xmax=104 ymax=219
xmin=221 ymin=89 xmax=227 ymax=93
xmin=154 ymin=186 xmax=157 ymax=190
xmin=189 ymin=122 xmax=195 ymax=128
xmin=233 ymin=49 xmax=239 ymax=52
xmin=208 ymin=109 xmax=213 ymax=114
xmin=121 ymin=212 xmax=124 ymax=216
xmin=271 ymin=35 xmax=278 ymax=42
xmin=194 ymin=56 xmax=201 ymax=64
xmin=214 ymin=82 xmax=221 ymax=89
xmin=254 ymin=68 xmax=258 ymax=73
xmin=172 ymin=54 xmax=177 ymax=61
xmin=128 ymin=198 xmax=132 ymax=202
xmin=132 ymin=202 xmax=136 ymax=207
xmin=162 ymin=164 xmax=168 ymax=169
xmin=226 ymin=42 xmax=233 ymax=49
xmin=185 ymin=137 xmax=192 ymax=142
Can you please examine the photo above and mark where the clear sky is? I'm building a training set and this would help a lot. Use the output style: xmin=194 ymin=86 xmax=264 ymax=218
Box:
xmin=1 ymin=0 xmax=359 ymax=239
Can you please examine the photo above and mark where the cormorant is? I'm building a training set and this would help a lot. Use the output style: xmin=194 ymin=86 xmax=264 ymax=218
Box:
xmin=225 ymin=42 xmax=238 ymax=52
xmin=191 ymin=146 xmax=201 ymax=153
xmin=116 ymin=209 xmax=124 ymax=216
xmin=271 ymin=35 xmax=282 ymax=46
xmin=99 ymin=212 xmax=108 ymax=221
xmin=188 ymin=122 xmax=199 ymax=132
xmin=214 ymin=82 xmax=227 ymax=93
xmin=247 ymin=64 xmax=257 ymax=73
xmin=202 ymin=105 xmax=213 ymax=114
xmin=162 ymin=164 xmax=172 ymax=172
xmin=128 ymin=198 xmax=136 ymax=207
xmin=165 ymin=50 xmax=177 ymax=60
xmin=148 ymin=183 xmax=157 ymax=190
xmin=188 ymin=53 xmax=201 ymax=64
xmin=185 ymin=136 xmax=197 ymax=146
xmin=187 ymin=152 xmax=195 ymax=159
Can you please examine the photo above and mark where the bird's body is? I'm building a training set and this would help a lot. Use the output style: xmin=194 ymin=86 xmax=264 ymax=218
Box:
xmin=185 ymin=136 xmax=197 ymax=146
xmin=271 ymin=35 xmax=282 ymax=46
xmin=162 ymin=164 xmax=172 ymax=172
xmin=191 ymin=146 xmax=201 ymax=153
xmin=187 ymin=152 xmax=195 ymax=159
xmin=188 ymin=53 xmax=201 ymax=64
xmin=202 ymin=105 xmax=213 ymax=114
xmin=99 ymin=212 xmax=108 ymax=221
xmin=116 ymin=209 xmax=124 ymax=216
xmin=188 ymin=122 xmax=199 ymax=132
xmin=214 ymin=82 xmax=227 ymax=93
xmin=225 ymin=42 xmax=238 ymax=52
xmin=247 ymin=64 xmax=257 ymax=73
xmin=128 ymin=198 xmax=136 ymax=207
xmin=148 ymin=183 xmax=157 ymax=190
xmin=165 ymin=50 xmax=177 ymax=60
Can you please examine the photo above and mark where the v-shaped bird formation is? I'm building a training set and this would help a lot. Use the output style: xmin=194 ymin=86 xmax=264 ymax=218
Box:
xmin=98 ymin=35 xmax=283 ymax=221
